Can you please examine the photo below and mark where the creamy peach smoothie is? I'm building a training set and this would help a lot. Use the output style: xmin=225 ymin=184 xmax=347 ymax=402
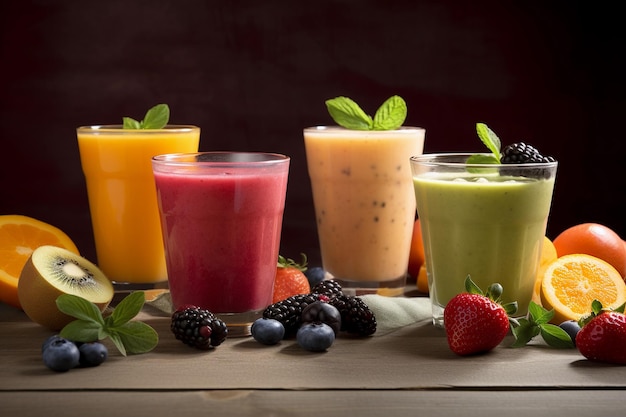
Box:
xmin=304 ymin=126 xmax=425 ymax=292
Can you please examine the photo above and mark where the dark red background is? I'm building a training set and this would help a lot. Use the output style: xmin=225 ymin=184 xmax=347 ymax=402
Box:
xmin=1 ymin=1 xmax=624 ymax=266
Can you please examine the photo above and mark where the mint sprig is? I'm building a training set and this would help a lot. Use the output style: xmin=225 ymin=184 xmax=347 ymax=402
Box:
xmin=510 ymin=301 xmax=574 ymax=348
xmin=123 ymin=103 xmax=170 ymax=129
xmin=466 ymin=122 xmax=502 ymax=165
xmin=57 ymin=292 xmax=159 ymax=356
xmin=325 ymin=95 xmax=407 ymax=131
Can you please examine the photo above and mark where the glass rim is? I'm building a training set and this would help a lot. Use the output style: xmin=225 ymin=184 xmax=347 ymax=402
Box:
xmin=303 ymin=125 xmax=425 ymax=133
xmin=152 ymin=151 xmax=290 ymax=167
xmin=77 ymin=124 xmax=200 ymax=133
xmin=410 ymin=153 xmax=558 ymax=168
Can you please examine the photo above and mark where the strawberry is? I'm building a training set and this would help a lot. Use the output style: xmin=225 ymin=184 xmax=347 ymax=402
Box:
xmin=443 ymin=276 xmax=518 ymax=356
xmin=576 ymin=300 xmax=626 ymax=365
xmin=272 ymin=254 xmax=311 ymax=304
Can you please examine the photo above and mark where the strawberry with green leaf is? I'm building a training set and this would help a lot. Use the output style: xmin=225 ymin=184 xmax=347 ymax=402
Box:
xmin=443 ymin=276 xmax=518 ymax=356
xmin=272 ymin=254 xmax=311 ymax=304
xmin=575 ymin=300 xmax=626 ymax=365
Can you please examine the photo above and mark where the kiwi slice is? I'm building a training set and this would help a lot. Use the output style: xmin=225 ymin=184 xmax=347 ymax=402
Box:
xmin=18 ymin=245 xmax=114 ymax=330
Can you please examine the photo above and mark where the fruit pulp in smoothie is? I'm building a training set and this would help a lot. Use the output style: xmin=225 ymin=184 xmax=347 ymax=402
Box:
xmin=153 ymin=168 xmax=288 ymax=313
xmin=304 ymin=127 xmax=425 ymax=286
xmin=77 ymin=127 xmax=199 ymax=284
xmin=413 ymin=173 xmax=556 ymax=318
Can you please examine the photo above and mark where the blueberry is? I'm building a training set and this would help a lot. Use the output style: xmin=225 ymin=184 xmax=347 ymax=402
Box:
xmin=296 ymin=322 xmax=335 ymax=352
xmin=79 ymin=342 xmax=108 ymax=367
xmin=42 ymin=337 xmax=80 ymax=372
xmin=42 ymin=335 xmax=64 ymax=353
xmin=251 ymin=318 xmax=285 ymax=345
xmin=304 ymin=266 xmax=325 ymax=287
xmin=559 ymin=320 xmax=581 ymax=346
xmin=301 ymin=301 xmax=342 ymax=335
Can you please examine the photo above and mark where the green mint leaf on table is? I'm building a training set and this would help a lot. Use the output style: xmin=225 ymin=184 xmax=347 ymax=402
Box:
xmin=326 ymin=95 xmax=407 ymax=131
xmin=372 ymin=95 xmax=407 ymax=130
xmin=122 ymin=103 xmax=170 ymax=129
xmin=56 ymin=294 xmax=105 ymax=324
xmin=108 ymin=290 xmax=146 ymax=327
xmin=510 ymin=301 xmax=575 ymax=348
xmin=57 ymin=292 xmax=159 ymax=356
xmin=109 ymin=321 xmax=159 ymax=355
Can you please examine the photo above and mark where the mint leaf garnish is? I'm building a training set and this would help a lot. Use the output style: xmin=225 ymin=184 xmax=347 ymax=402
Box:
xmin=465 ymin=154 xmax=500 ymax=165
xmin=325 ymin=96 xmax=373 ymax=130
xmin=510 ymin=301 xmax=575 ymax=348
xmin=122 ymin=117 xmax=142 ymax=129
xmin=326 ymin=95 xmax=407 ymax=131
xmin=372 ymin=95 xmax=407 ymax=130
xmin=57 ymin=292 xmax=159 ymax=356
xmin=476 ymin=122 xmax=501 ymax=161
xmin=122 ymin=103 xmax=170 ymax=129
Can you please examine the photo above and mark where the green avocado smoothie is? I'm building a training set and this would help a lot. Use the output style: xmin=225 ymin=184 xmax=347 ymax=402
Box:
xmin=413 ymin=170 xmax=556 ymax=326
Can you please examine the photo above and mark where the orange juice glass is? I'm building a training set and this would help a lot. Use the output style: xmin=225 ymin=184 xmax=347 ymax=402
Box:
xmin=304 ymin=126 xmax=425 ymax=296
xmin=77 ymin=125 xmax=200 ymax=286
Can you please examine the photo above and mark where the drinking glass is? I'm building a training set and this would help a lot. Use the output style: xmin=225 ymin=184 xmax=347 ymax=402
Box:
xmin=304 ymin=126 xmax=425 ymax=296
xmin=77 ymin=125 xmax=200 ymax=287
xmin=152 ymin=152 xmax=290 ymax=336
xmin=410 ymin=153 xmax=557 ymax=327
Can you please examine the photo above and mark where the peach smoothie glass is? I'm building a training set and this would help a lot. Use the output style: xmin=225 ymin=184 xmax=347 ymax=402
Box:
xmin=152 ymin=152 xmax=290 ymax=337
xmin=304 ymin=126 xmax=425 ymax=295
xmin=410 ymin=153 xmax=557 ymax=328
xmin=77 ymin=125 xmax=200 ymax=286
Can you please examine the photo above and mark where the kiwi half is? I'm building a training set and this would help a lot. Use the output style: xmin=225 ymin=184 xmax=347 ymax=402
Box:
xmin=18 ymin=245 xmax=114 ymax=330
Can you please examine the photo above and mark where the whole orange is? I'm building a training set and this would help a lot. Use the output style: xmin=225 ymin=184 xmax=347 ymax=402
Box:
xmin=408 ymin=218 xmax=425 ymax=278
xmin=553 ymin=223 xmax=626 ymax=278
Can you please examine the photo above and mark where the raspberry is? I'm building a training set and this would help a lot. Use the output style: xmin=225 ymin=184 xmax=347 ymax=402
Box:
xmin=171 ymin=306 xmax=228 ymax=349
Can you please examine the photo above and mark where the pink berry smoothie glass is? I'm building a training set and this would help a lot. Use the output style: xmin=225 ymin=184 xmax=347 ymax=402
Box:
xmin=152 ymin=152 xmax=290 ymax=337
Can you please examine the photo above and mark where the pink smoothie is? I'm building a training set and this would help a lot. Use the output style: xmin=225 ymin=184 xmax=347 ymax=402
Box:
xmin=153 ymin=156 xmax=289 ymax=313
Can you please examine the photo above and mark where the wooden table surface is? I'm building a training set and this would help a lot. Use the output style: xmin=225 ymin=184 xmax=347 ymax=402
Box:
xmin=2 ymin=293 xmax=626 ymax=417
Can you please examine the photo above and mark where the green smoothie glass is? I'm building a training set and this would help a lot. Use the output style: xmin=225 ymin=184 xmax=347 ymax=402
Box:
xmin=410 ymin=154 xmax=557 ymax=328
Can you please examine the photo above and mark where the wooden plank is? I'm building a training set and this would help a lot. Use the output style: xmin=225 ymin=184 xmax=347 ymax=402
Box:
xmin=3 ymin=303 xmax=626 ymax=391
xmin=0 ymin=390 xmax=622 ymax=417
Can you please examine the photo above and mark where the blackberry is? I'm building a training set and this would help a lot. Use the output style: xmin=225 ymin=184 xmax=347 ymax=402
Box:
xmin=171 ymin=306 xmax=228 ymax=349
xmin=263 ymin=293 xmax=323 ymax=334
xmin=329 ymin=295 xmax=377 ymax=336
xmin=311 ymin=279 xmax=343 ymax=299
xmin=500 ymin=142 xmax=555 ymax=179
xmin=501 ymin=142 xmax=555 ymax=164
xmin=209 ymin=318 xmax=228 ymax=347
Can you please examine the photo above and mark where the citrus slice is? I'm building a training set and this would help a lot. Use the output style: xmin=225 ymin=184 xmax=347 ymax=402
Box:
xmin=0 ymin=215 xmax=79 ymax=309
xmin=540 ymin=253 xmax=626 ymax=324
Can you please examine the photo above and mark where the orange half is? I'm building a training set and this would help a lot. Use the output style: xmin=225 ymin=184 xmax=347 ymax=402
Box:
xmin=540 ymin=253 xmax=626 ymax=324
xmin=0 ymin=215 xmax=80 ymax=309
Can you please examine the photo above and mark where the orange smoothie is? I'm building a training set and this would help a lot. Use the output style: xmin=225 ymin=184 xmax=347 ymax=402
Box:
xmin=304 ymin=126 xmax=425 ymax=292
xmin=77 ymin=125 xmax=200 ymax=284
